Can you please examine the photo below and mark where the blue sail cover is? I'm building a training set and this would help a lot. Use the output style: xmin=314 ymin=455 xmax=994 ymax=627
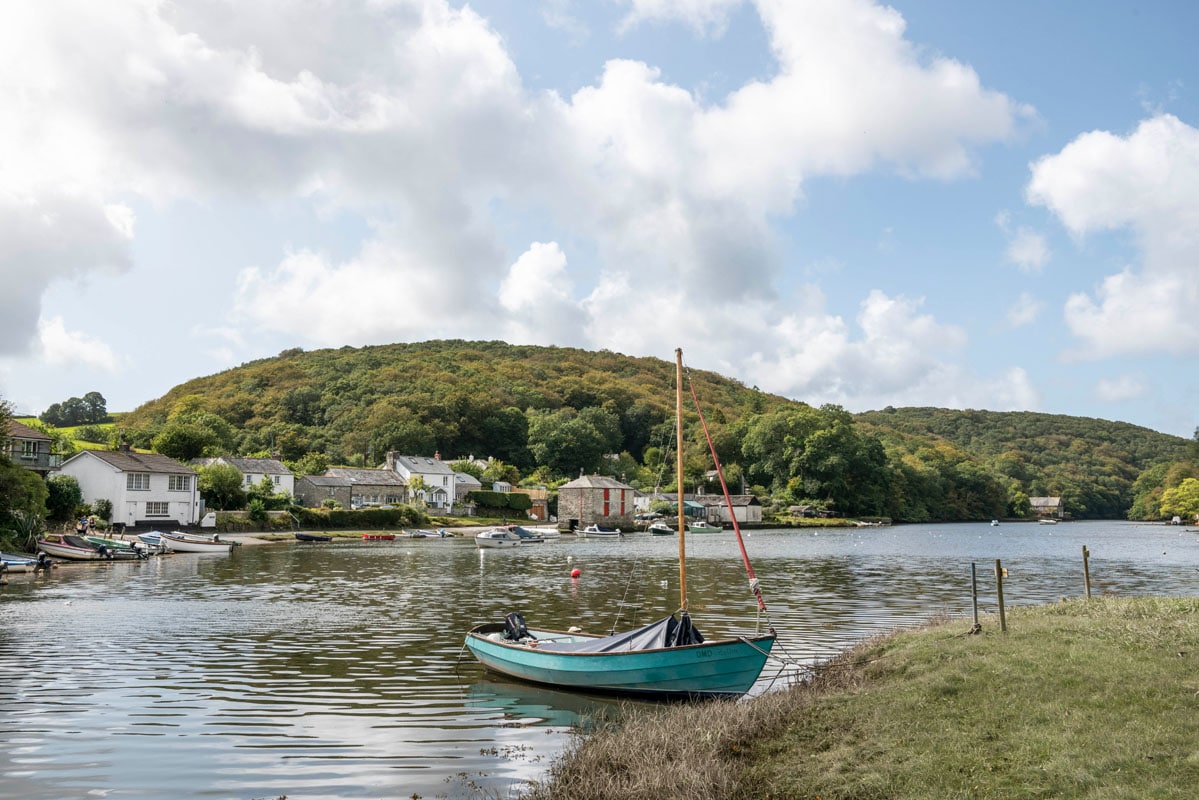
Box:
xmin=535 ymin=615 xmax=704 ymax=653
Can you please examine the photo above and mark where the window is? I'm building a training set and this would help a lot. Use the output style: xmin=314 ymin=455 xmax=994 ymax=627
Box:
xmin=127 ymin=473 xmax=150 ymax=491
xmin=145 ymin=502 xmax=169 ymax=517
xmin=272 ymin=475 xmax=280 ymax=485
xmin=244 ymin=475 xmax=254 ymax=486
xmin=20 ymin=441 xmax=37 ymax=460
xmin=169 ymin=474 xmax=191 ymax=492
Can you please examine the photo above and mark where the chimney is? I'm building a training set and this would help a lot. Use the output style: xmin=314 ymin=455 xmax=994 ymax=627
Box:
xmin=434 ymin=451 xmax=441 ymax=461
xmin=385 ymin=451 xmax=396 ymax=471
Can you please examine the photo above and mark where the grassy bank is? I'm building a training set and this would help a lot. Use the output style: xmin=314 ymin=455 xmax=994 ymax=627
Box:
xmin=525 ymin=597 xmax=1199 ymax=799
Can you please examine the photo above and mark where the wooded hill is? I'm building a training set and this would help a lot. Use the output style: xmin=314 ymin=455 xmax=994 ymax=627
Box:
xmin=116 ymin=340 xmax=1191 ymax=521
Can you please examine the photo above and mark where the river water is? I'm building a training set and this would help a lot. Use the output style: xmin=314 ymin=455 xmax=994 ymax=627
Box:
xmin=2 ymin=521 xmax=1197 ymax=798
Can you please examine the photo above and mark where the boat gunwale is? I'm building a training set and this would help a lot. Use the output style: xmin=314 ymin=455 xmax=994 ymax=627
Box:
xmin=466 ymin=622 xmax=776 ymax=656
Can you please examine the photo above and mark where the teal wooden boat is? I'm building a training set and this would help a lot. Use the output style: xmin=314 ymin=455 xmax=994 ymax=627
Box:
xmin=465 ymin=615 xmax=774 ymax=698
xmin=466 ymin=349 xmax=776 ymax=699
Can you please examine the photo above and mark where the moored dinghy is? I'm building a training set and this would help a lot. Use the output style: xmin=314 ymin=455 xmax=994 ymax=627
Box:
xmin=37 ymin=533 xmax=142 ymax=561
xmin=160 ymin=531 xmax=234 ymax=554
xmin=466 ymin=349 xmax=776 ymax=699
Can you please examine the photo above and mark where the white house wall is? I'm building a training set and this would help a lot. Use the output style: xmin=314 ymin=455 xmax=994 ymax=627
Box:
xmin=59 ymin=454 xmax=199 ymax=527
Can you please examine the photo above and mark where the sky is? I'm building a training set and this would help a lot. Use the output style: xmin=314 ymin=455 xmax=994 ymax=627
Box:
xmin=1 ymin=0 xmax=1196 ymax=439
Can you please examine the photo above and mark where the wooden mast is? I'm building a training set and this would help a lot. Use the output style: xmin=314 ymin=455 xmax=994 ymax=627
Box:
xmin=676 ymin=348 xmax=688 ymax=613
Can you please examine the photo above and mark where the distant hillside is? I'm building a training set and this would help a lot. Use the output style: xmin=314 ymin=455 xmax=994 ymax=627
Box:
xmin=120 ymin=340 xmax=797 ymax=466
xmin=110 ymin=341 xmax=1190 ymax=520
xmin=858 ymin=407 xmax=1189 ymax=518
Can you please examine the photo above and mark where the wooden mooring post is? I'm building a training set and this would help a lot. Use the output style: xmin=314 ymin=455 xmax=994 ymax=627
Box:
xmin=994 ymin=558 xmax=1007 ymax=633
xmin=1082 ymin=545 xmax=1092 ymax=599
xmin=970 ymin=562 xmax=980 ymax=632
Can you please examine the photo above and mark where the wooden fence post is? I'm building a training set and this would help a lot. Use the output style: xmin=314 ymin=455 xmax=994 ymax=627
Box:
xmin=970 ymin=562 xmax=980 ymax=632
xmin=994 ymin=558 xmax=1007 ymax=633
xmin=1082 ymin=545 xmax=1091 ymax=599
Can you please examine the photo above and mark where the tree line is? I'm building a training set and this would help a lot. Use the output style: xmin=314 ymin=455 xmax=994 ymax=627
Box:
xmin=3 ymin=340 xmax=1196 ymax=549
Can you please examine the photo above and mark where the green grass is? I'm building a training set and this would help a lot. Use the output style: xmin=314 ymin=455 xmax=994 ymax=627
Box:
xmin=525 ymin=597 xmax=1199 ymax=800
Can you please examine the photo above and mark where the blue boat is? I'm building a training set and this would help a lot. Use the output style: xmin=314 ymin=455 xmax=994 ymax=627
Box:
xmin=465 ymin=615 xmax=774 ymax=699
xmin=466 ymin=349 xmax=776 ymax=699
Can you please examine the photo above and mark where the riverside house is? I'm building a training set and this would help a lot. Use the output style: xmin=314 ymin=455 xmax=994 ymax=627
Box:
xmin=192 ymin=457 xmax=295 ymax=497
xmin=6 ymin=420 xmax=59 ymax=478
xmin=386 ymin=451 xmax=455 ymax=513
xmin=56 ymin=444 xmax=200 ymax=529
xmin=294 ymin=475 xmax=354 ymax=508
xmin=322 ymin=467 xmax=407 ymax=508
xmin=557 ymin=473 xmax=636 ymax=531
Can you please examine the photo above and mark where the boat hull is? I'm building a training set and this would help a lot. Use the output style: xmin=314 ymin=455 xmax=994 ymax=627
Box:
xmin=476 ymin=531 xmax=522 ymax=548
xmin=577 ymin=526 xmax=622 ymax=538
xmin=37 ymin=540 xmax=126 ymax=561
xmin=1 ymin=553 xmax=40 ymax=572
xmin=160 ymin=533 xmax=233 ymax=554
xmin=465 ymin=624 xmax=775 ymax=699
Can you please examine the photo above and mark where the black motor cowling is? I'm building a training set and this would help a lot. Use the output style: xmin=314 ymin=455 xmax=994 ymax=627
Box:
xmin=503 ymin=612 xmax=535 ymax=641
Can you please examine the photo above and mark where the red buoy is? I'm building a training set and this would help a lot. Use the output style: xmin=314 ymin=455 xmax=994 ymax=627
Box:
xmin=570 ymin=568 xmax=581 ymax=578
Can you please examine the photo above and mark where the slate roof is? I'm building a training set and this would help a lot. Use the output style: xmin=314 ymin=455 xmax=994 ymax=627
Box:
xmin=298 ymin=475 xmax=353 ymax=488
xmin=8 ymin=420 xmax=52 ymax=441
xmin=75 ymin=449 xmax=194 ymax=474
xmin=324 ymin=468 xmax=407 ymax=486
xmin=392 ymin=454 xmax=456 ymax=476
xmin=194 ymin=457 xmax=291 ymax=474
xmin=558 ymin=474 xmax=635 ymax=491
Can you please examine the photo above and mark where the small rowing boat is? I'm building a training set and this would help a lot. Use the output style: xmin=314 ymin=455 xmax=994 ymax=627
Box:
xmin=160 ymin=531 xmax=234 ymax=554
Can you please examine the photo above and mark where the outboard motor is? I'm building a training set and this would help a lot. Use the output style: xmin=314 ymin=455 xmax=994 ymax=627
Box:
xmin=503 ymin=612 xmax=535 ymax=641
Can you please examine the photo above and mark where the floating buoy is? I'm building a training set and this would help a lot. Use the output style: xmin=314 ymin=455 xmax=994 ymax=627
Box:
xmin=570 ymin=568 xmax=581 ymax=578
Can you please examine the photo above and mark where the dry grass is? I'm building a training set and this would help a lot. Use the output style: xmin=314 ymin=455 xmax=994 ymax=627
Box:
xmin=524 ymin=598 xmax=1199 ymax=800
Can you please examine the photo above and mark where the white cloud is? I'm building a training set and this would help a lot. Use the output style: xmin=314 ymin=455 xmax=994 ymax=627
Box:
xmin=617 ymin=0 xmax=745 ymax=36
xmin=499 ymin=242 xmax=586 ymax=346
xmin=37 ymin=316 xmax=120 ymax=371
xmin=1027 ymin=114 xmax=1199 ymax=357
xmin=1006 ymin=292 xmax=1041 ymax=327
xmin=1095 ymin=374 xmax=1145 ymax=402
xmin=1005 ymin=228 xmax=1049 ymax=272
xmin=1 ymin=0 xmax=1038 ymax=421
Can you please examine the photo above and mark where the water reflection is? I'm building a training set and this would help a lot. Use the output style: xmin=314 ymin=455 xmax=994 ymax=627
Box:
xmin=2 ymin=521 xmax=1197 ymax=798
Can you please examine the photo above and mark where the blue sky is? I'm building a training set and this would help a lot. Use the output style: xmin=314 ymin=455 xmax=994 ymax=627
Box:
xmin=1 ymin=0 xmax=1196 ymax=439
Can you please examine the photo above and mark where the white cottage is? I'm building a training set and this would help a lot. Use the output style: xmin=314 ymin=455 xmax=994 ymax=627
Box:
xmin=192 ymin=457 xmax=295 ymax=496
xmin=386 ymin=451 xmax=455 ymax=513
xmin=56 ymin=446 xmax=200 ymax=528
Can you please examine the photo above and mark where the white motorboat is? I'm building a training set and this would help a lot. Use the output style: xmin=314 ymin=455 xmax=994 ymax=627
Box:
xmin=577 ymin=524 xmax=622 ymax=538
xmin=475 ymin=528 xmax=522 ymax=549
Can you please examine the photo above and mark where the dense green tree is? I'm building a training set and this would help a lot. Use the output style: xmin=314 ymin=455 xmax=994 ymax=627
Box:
xmin=289 ymin=452 xmax=330 ymax=477
xmin=39 ymin=392 xmax=109 ymax=426
xmin=527 ymin=408 xmax=607 ymax=477
xmin=45 ymin=474 xmax=83 ymax=522
xmin=478 ymin=407 xmax=532 ymax=468
xmin=197 ymin=463 xmax=246 ymax=510
xmin=448 ymin=459 xmax=484 ymax=480
xmin=247 ymin=475 xmax=290 ymax=511
xmin=481 ymin=459 xmax=521 ymax=486
xmin=0 ymin=466 xmax=49 ymax=552
xmin=1160 ymin=478 xmax=1199 ymax=521
xmin=153 ymin=422 xmax=222 ymax=461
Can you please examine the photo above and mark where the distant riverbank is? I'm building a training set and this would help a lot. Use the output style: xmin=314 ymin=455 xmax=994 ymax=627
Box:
xmin=524 ymin=596 xmax=1199 ymax=800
